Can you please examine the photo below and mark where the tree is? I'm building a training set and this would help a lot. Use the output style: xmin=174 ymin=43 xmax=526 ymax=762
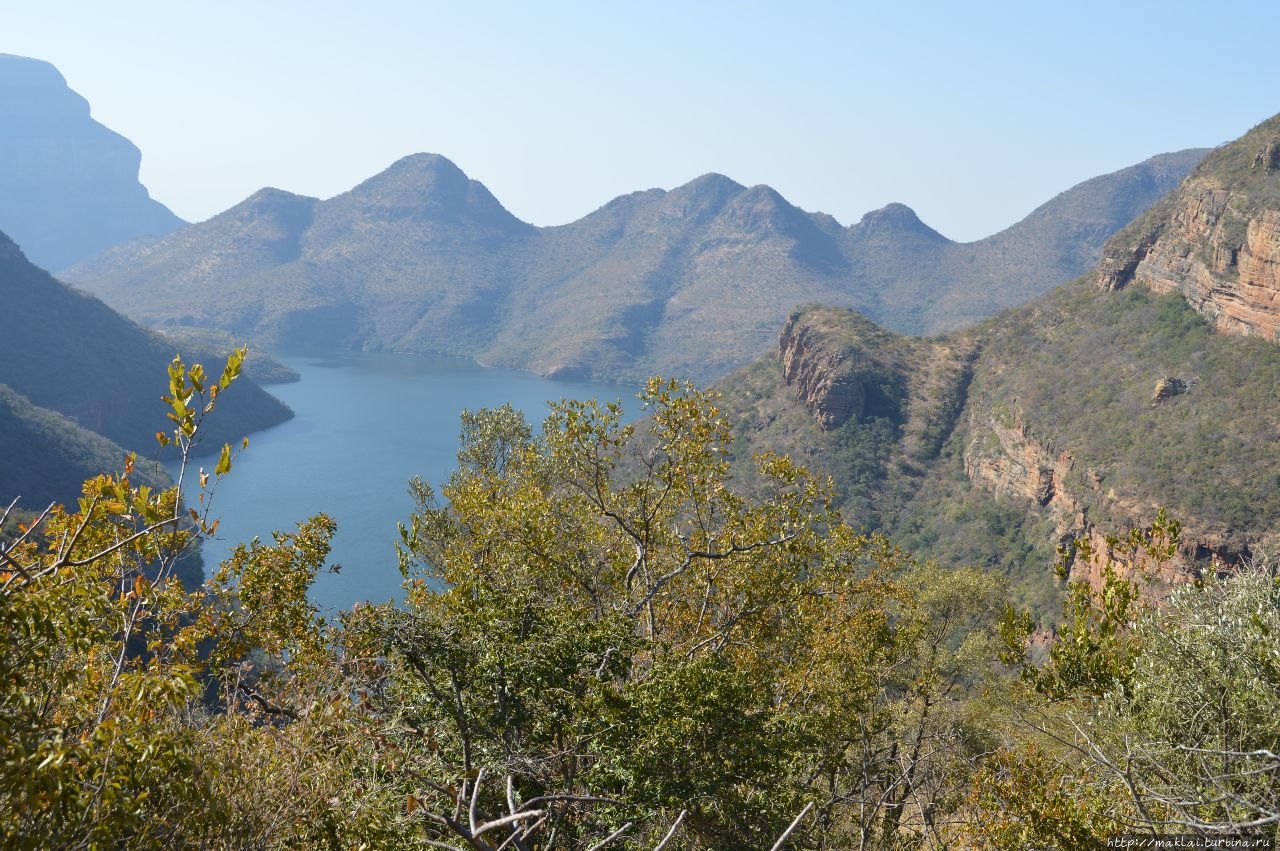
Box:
xmin=1 ymin=366 xmax=1020 ymax=849
xmin=0 ymin=351 xmax=392 ymax=849
xmin=970 ymin=517 xmax=1280 ymax=844
xmin=348 ymin=379 xmax=1013 ymax=850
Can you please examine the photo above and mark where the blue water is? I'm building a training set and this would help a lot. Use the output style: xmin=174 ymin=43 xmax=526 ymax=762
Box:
xmin=168 ymin=352 xmax=642 ymax=616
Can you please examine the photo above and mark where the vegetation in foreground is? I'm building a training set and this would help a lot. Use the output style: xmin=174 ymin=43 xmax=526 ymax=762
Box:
xmin=1 ymin=354 xmax=1276 ymax=849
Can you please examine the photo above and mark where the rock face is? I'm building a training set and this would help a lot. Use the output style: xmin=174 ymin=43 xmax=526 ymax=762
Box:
xmin=1097 ymin=115 xmax=1280 ymax=341
xmin=774 ymin=306 xmax=978 ymax=461
xmin=779 ymin=312 xmax=867 ymax=429
xmin=0 ymin=53 xmax=185 ymax=271
xmin=1151 ymin=377 xmax=1189 ymax=403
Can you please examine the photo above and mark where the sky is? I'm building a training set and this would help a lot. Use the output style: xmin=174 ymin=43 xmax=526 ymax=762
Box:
xmin=3 ymin=1 xmax=1277 ymax=242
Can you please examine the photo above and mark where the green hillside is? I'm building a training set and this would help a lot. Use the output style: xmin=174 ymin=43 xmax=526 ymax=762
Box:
xmin=0 ymin=230 xmax=293 ymax=508
xmin=0 ymin=383 xmax=169 ymax=510
xmin=66 ymin=149 xmax=1204 ymax=384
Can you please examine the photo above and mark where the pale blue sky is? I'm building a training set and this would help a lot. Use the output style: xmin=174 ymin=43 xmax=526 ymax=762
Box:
xmin=4 ymin=1 xmax=1276 ymax=241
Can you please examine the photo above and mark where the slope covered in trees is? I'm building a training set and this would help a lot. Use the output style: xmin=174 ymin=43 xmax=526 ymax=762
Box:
xmin=66 ymin=149 xmax=1203 ymax=383
xmin=717 ymin=115 xmax=1280 ymax=612
xmin=2 ymin=354 xmax=1274 ymax=848
xmin=0 ymin=230 xmax=292 ymax=508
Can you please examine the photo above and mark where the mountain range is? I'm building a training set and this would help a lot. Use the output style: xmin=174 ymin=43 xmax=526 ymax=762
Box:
xmin=716 ymin=114 xmax=1280 ymax=610
xmin=66 ymin=148 xmax=1205 ymax=384
xmin=0 ymin=53 xmax=186 ymax=272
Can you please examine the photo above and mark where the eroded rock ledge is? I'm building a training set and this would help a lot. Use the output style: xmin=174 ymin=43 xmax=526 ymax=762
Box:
xmin=1097 ymin=118 xmax=1280 ymax=342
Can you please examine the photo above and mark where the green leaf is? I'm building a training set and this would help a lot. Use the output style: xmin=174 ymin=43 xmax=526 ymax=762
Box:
xmin=215 ymin=443 xmax=232 ymax=477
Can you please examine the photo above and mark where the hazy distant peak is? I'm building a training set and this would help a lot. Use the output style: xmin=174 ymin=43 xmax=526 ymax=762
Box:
xmin=0 ymin=54 xmax=186 ymax=270
xmin=242 ymin=185 xmax=319 ymax=203
xmin=852 ymin=203 xmax=948 ymax=241
xmin=1139 ymin=147 xmax=1215 ymax=179
xmin=215 ymin=188 xmax=318 ymax=247
xmin=0 ymin=53 xmax=76 ymax=98
xmin=720 ymin=183 xmax=810 ymax=230
xmin=341 ymin=152 xmax=529 ymax=230
xmin=675 ymin=172 xmax=748 ymax=198
xmin=0 ymin=229 xmax=25 ymax=262
xmin=384 ymin=151 xmax=467 ymax=178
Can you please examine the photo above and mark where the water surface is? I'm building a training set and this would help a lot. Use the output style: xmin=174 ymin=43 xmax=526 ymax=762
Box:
xmin=169 ymin=352 xmax=641 ymax=615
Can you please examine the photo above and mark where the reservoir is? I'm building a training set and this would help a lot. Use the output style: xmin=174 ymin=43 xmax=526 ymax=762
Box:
xmin=169 ymin=352 xmax=642 ymax=615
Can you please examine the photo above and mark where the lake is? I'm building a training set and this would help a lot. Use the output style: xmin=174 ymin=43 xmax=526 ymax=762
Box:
xmin=168 ymin=352 xmax=642 ymax=615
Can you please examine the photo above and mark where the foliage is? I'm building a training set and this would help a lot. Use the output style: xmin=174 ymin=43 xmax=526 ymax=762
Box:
xmin=0 ymin=350 xmax=386 ymax=849
xmin=31 ymin=352 xmax=1280 ymax=848
xmin=970 ymin=281 xmax=1280 ymax=534
xmin=978 ymin=517 xmax=1280 ymax=841
xmin=345 ymin=378 xmax=1015 ymax=849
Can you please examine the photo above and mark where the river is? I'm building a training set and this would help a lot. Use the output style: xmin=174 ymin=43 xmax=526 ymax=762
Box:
xmin=168 ymin=351 xmax=642 ymax=615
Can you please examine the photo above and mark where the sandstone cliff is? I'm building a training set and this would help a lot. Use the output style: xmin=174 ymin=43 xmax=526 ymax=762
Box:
xmin=1097 ymin=114 xmax=1280 ymax=341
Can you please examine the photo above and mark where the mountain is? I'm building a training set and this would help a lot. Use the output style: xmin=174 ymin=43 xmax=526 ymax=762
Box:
xmin=66 ymin=150 xmax=1204 ymax=384
xmin=1097 ymin=114 xmax=1280 ymax=340
xmin=715 ymin=116 xmax=1280 ymax=612
xmin=863 ymin=148 xmax=1211 ymax=333
xmin=0 ymin=53 xmax=185 ymax=272
xmin=0 ymin=231 xmax=293 ymax=508
xmin=0 ymin=383 xmax=149 ymax=510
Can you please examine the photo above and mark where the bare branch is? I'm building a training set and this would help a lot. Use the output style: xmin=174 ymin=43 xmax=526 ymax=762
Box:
xmin=652 ymin=810 xmax=686 ymax=851
xmin=585 ymin=822 xmax=633 ymax=851
xmin=769 ymin=801 xmax=815 ymax=851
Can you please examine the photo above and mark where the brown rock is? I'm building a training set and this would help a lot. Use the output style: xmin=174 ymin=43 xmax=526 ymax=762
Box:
xmin=779 ymin=312 xmax=866 ymax=429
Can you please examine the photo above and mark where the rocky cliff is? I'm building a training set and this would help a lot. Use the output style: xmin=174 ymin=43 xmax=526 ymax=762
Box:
xmin=0 ymin=53 xmax=185 ymax=271
xmin=1097 ymin=115 xmax=1280 ymax=341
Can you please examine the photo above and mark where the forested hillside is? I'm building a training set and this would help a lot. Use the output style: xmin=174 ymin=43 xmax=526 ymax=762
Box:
xmin=718 ymin=114 xmax=1280 ymax=612
xmin=0 ymin=231 xmax=292 ymax=508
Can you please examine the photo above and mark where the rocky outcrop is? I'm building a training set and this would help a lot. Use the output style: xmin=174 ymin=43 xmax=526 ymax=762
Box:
xmin=961 ymin=401 xmax=1261 ymax=594
xmin=1097 ymin=115 xmax=1280 ymax=341
xmin=963 ymin=409 xmax=1086 ymax=540
xmin=779 ymin=312 xmax=867 ymax=429
xmin=1151 ymin=377 xmax=1190 ymax=403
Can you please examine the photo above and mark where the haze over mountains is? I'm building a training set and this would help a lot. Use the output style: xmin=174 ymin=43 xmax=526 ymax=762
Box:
xmin=8 ymin=47 xmax=1274 ymax=609
xmin=0 ymin=54 xmax=185 ymax=271
xmin=67 ymin=148 xmax=1205 ymax=384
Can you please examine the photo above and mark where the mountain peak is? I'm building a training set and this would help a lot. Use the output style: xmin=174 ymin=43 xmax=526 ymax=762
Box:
xmin=339 ymin=153 xmax=528 ymax=232
xmin=850 ymin=203 xmax=949 ymax=246
xmin=0 ymin=53 xmax=74 ymax=100
xmin=675 ymin=172 xmax=747 ymax=197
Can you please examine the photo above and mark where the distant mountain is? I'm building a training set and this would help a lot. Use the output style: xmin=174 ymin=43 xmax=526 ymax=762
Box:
xmin=0 ymin=53 xmax=185 ymax=272
xmin=859 ymin=148 xmax=1211 ymax=333
xmin=67 ymin=149 xmax=1205 ymax=385
xmin=0 ymin=231 xmax=293 ymax=509
xmin=714 ymin=117 xmax=1280 ymax=612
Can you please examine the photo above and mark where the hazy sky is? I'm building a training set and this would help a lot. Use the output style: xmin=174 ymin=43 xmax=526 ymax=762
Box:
xmin=4 ymin=1 xmax=1276 ymax=242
